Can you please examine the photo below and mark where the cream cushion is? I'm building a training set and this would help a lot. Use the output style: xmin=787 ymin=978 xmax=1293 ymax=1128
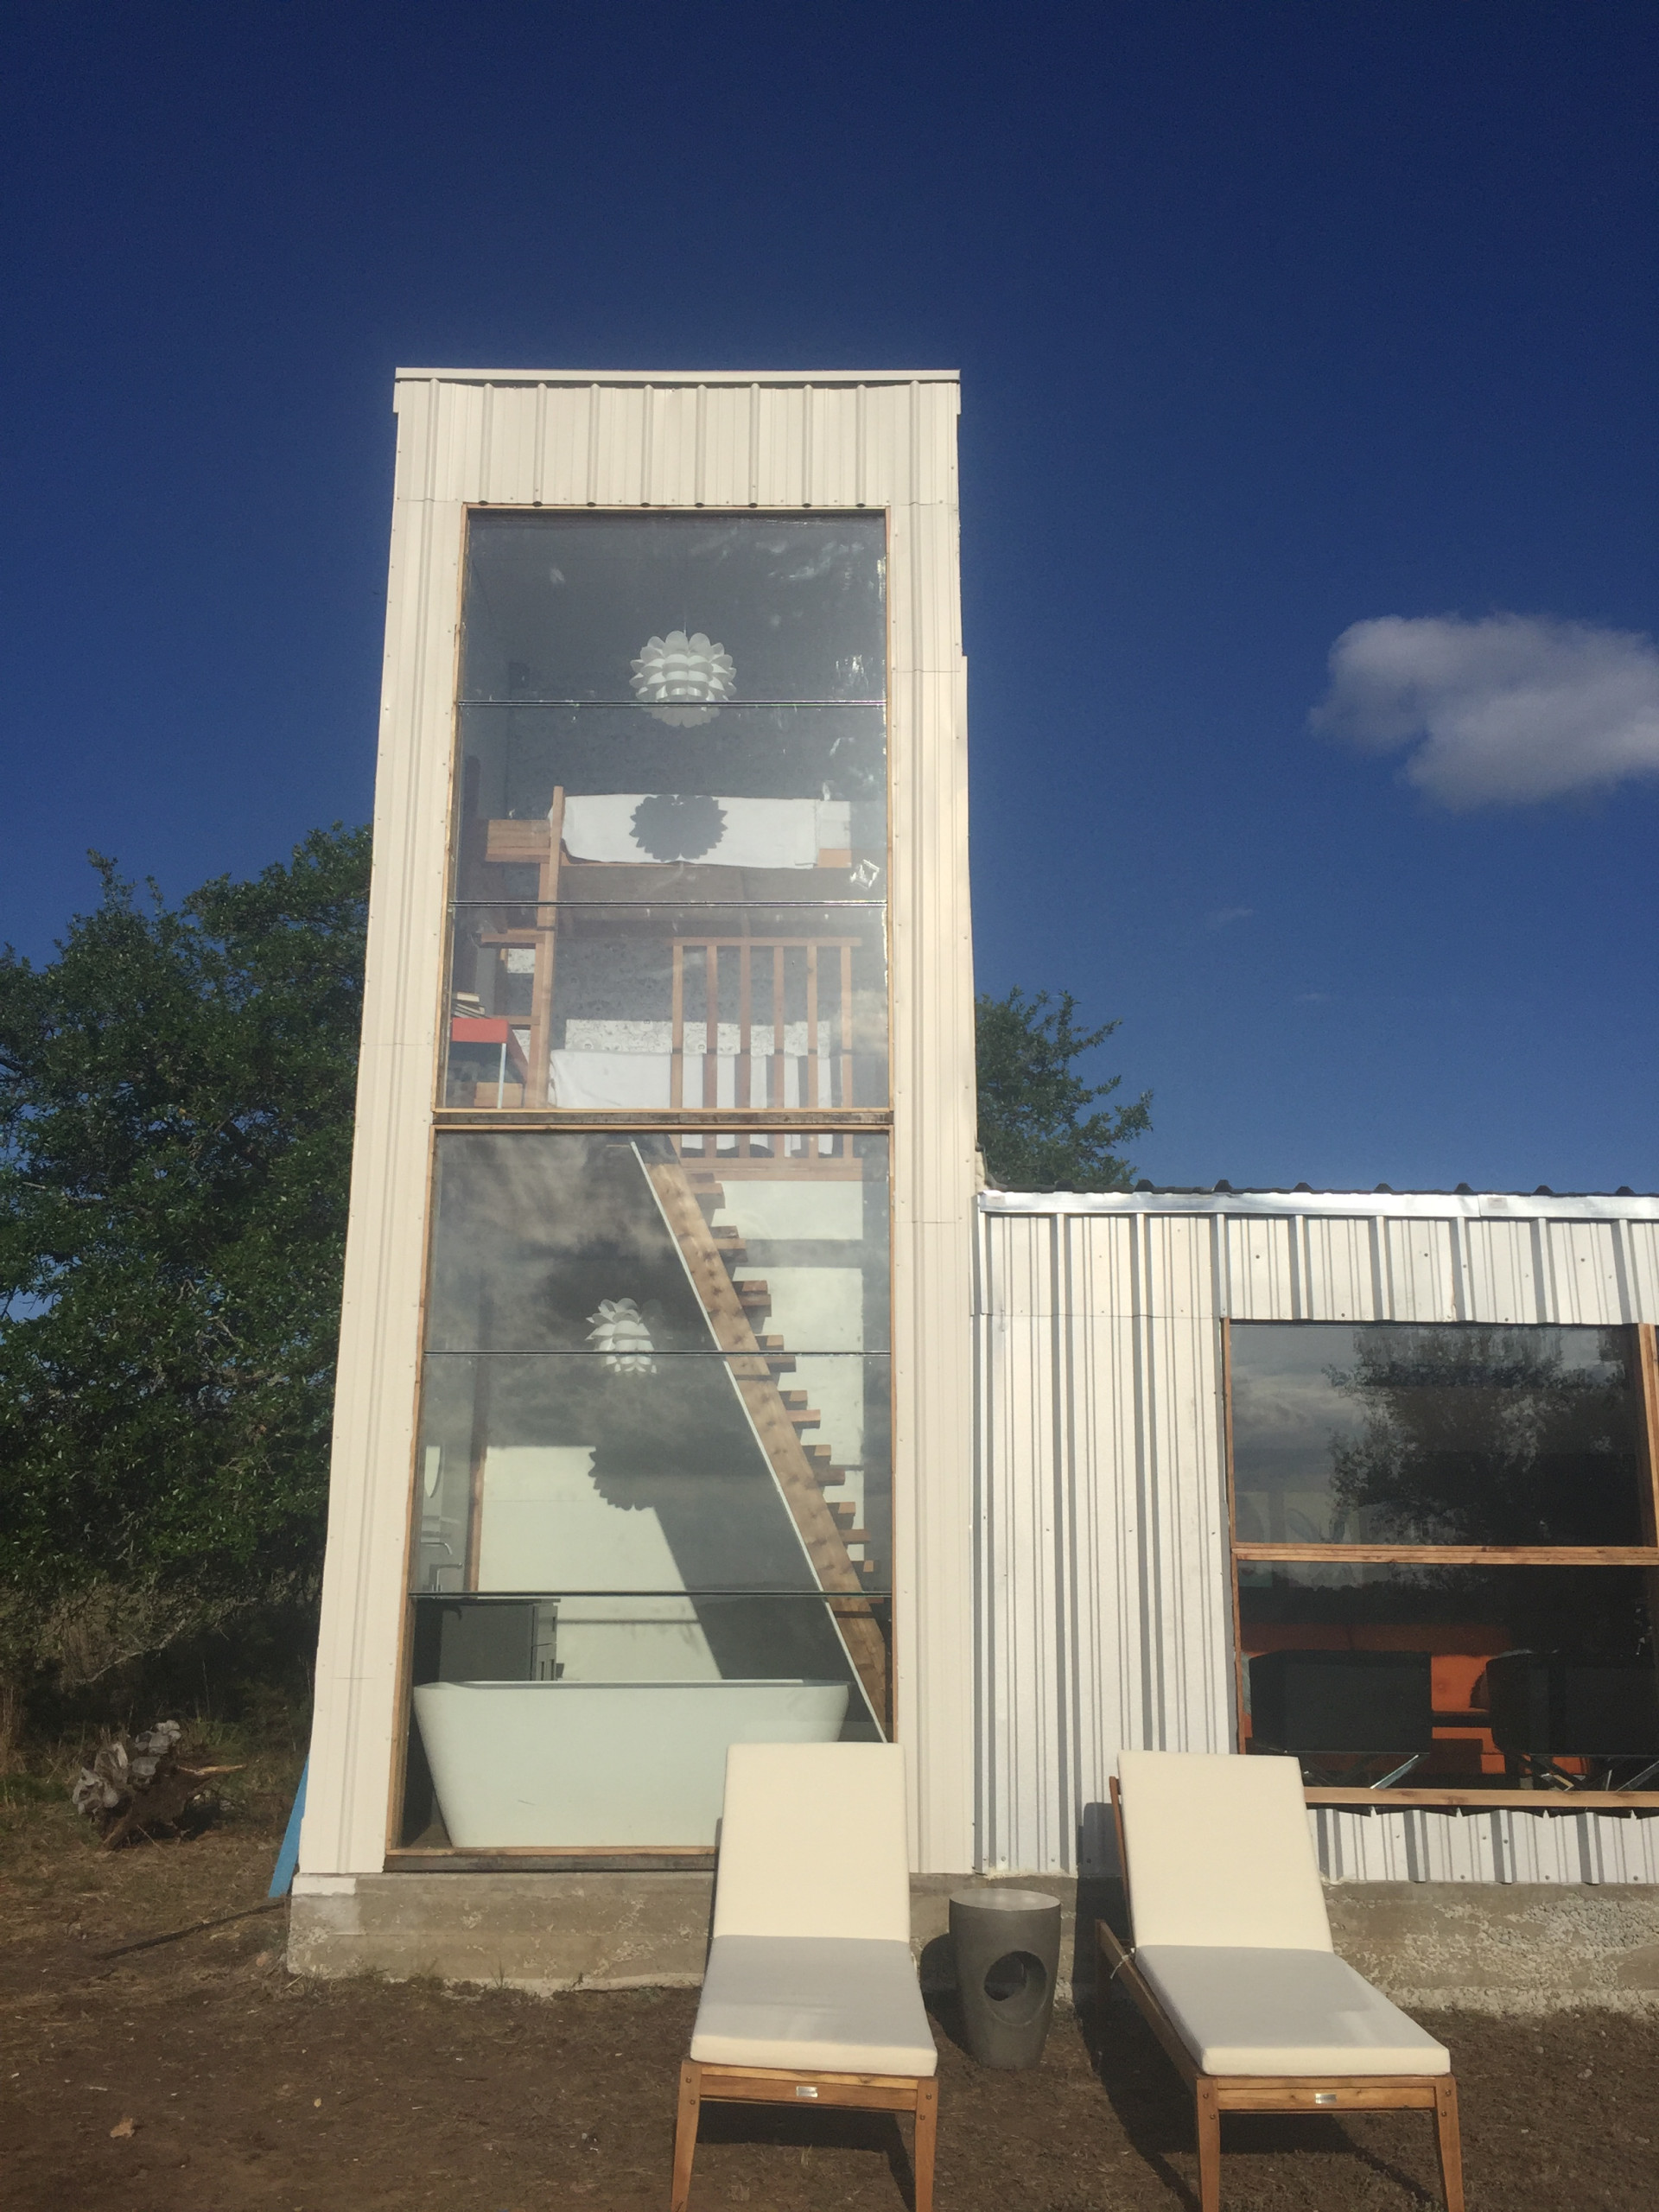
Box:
xmin=1117 ymin=1750 xmax=1332 ymax=1950
xmin=690 ymin=1936 xmax=938 ymax=2075
xmin=712 ymin=1743 xmax=912 ymax=1942
xmin=1135 ymin=1946 xmax=1449 ymax=2076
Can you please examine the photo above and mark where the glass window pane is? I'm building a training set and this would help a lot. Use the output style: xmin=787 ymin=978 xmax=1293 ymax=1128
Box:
xmin=461 ymin=514 xmax=887 ymax=703
xmin=455 ymin=704 xmax=887 ymax=903
xmin=1230 ymin=1322 xmax=1648 ymax=1547
xmin=1239 ymin=1561 xmax=1659 ymax=1788
xmin=411 ymin=1353 xmax=891 ymax=1601
xmin=398 ymin=1593 xmax=891 ymax=1847
xmin=424 ymin=1131 xmax=889 ymax=1353
xmin=444 ymin=905 xmax=888 ymax=1110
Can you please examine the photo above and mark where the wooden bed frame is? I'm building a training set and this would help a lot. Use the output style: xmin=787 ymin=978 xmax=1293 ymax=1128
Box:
xmin=670 ymin=2057 xmax=938 ymax=2212
xmin=1096 ymin=1778 xmax=1464 ymax=2212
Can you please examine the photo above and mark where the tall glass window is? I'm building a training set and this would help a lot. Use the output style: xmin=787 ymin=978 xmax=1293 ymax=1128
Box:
xmin=403 ymin=514 xmax=893 ymax=1853
xmin=1228 ymin=1322 xmax=1659 ymax=1794
xmin=443 ymin=514 xmax=887 ymax=1110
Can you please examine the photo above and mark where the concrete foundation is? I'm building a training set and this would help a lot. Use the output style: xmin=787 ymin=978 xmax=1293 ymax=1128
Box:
xmin=289 ymin=1872 xmax=1659 ymax=2015
xmin=1327 ymin=1882 xmax=1659 ymax=2015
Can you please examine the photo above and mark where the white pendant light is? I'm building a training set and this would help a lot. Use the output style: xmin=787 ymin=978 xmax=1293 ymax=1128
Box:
xmin=586 ymin=1297 xmax=657 ymax=1373
xmin=629 ymin=630 xmax=736 ymax=727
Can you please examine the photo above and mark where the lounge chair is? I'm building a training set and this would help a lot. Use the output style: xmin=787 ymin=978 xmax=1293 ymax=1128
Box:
xmin=1096 ymin=1750 xmax=1462 ymax=2212
xmin=671 ymin=1741 xmax=939 ymax=2211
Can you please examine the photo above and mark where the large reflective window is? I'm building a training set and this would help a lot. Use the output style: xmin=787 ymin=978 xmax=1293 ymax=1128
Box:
xmin=461 ymin=514 xmax=887 ymax=703
xmin=1239 ymin=1562 xmax=1659 ymax=1791
xmin=447 ymin=515 xmax=889 ymax=1110
xmin=1230 ymin=1322 xmax=1648 ymax=1548
xmin=444 ymin=904 xmax=887 ymax=1109
xmin=456 ymin=707 xmax=888 ymax=893
xmin=401 ymin=1132 xmax=892 ymax=1849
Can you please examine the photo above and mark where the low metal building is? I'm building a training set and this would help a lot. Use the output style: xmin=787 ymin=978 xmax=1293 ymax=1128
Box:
xmin=976 ymin=1185 xmax=1659 ymax=1886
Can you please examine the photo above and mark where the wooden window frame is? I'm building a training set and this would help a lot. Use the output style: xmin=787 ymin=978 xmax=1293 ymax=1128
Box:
xmin=1223 ymin=1317 xmax=1659 ymax=1809
xmin=388 ymin=500 xmax=903 ymax=1866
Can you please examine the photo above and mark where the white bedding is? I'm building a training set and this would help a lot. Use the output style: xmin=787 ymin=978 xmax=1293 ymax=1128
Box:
xmin=548 ymin=1047 xmax=834 ymax=1110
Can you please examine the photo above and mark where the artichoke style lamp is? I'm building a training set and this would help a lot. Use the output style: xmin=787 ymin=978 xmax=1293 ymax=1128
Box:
xmin=629 ymin=631 xmax=736 ymax=727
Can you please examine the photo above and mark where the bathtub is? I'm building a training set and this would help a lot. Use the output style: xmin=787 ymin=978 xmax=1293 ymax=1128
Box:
xmin=411 ymin=1678 xmax=851 ymax=1847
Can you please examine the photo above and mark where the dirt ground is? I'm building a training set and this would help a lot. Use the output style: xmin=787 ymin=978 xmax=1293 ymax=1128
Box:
xmin=3 ymin=1762 xmax=1657 ymax=2211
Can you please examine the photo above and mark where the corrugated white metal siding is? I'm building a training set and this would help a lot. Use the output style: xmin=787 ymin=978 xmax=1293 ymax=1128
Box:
xmin=975 ymin=1192 xmax=1659 ymax=1882
xmin=303 ymin=371 xmax=979 ymax=1878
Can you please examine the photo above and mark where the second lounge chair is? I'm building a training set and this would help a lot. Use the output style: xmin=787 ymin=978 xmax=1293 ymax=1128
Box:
xmin=1097 ymin=1749 xmax=1463 ymax=2212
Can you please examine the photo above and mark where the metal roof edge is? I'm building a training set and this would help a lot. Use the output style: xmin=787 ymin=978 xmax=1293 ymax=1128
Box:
xmin=394 ymin=367 xmax=960 ymax=386
xmin=979 ymin=1188 xmax=1659 ymax=1223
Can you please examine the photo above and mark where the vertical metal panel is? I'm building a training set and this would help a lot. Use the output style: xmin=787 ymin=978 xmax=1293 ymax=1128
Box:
xmin=1626 ymin=1222 xmax=1659 ymax=1316
xmin=1463 ymin=1217 xmax=1541 ymax=1322
xmin=1381 ymin=1216 xmax=1459 ymax=1319
xmin=974 ymin=1192 xmax=1659 ymax=1880
xmin=1224 ymin=1214 xmax=1300 ymax=1318
xmin=974 ymin=1210 xmax=1234 ymax=1872
xmin=1301 ymin=1215 xmax=1379 ymax=1320
xmin=1541 ymin=1217 xmax=1628 ymax=1324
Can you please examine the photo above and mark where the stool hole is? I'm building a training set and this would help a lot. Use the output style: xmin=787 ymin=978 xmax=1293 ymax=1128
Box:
xmin=983 ymin=1949 xmax=1046 ymax=2011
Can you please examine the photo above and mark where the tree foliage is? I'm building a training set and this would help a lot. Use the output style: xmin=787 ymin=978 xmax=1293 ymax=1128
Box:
xmin=975 ymin=986 xmax=1152 ymax=1192
xmin=0 ymin=827 xmax=370 ymax=1691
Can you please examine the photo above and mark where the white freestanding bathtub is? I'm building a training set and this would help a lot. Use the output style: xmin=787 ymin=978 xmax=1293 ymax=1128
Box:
xmin=411 ymin=1678 xmax=851 ymax=1847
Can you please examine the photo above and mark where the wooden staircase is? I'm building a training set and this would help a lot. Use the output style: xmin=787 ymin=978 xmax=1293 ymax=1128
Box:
xmin=639 ymin=1148 xmax=888 ymax=1725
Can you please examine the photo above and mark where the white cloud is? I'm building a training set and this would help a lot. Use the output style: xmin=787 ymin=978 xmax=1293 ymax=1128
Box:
xmin=1310 ymin=613 xmax=1659 ymax=807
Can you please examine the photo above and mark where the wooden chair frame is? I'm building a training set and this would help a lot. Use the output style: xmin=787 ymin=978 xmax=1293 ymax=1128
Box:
xmin=671 ymin=2057 xmax=938 ymax=2212
xmin=1096 ymin=1778 xmax=1464 ymax=2212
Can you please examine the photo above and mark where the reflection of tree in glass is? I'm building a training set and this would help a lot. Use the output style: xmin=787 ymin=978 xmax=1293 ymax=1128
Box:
xmin=1326 ymin=1327 xmax=1640 ymax=1546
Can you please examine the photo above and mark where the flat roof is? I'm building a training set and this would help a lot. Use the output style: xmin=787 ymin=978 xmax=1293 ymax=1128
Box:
xmin=395 ymin=366 xmax=959 ymax=387
xmin=982 ymin=1185 xmax=1659 ymax=1222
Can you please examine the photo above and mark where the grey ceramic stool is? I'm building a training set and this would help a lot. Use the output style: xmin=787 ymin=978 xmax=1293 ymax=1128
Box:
xmin=948 ymin=1888 xmax=1062 ymax=2069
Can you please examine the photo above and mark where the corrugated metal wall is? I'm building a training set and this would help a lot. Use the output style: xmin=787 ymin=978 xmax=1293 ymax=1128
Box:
xmin=974 ymin=1193 xmax=1659 ymax=1883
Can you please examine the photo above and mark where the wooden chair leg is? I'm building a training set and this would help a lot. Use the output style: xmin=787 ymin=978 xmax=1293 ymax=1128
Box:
xmin=669 ymin=2058 xmax=702 ymax=2212
xmin=1433 ymin=2076 xmax=1464 ymax=2212
xmin=911 ymin=2075 xmax=939 ymax=2212
xmin=1194 ymin=2076 xmax=1221 ymax=2212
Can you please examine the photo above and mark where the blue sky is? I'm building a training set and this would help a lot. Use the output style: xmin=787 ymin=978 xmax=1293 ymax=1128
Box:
xmin=3 ymin=3 xmax=1656 ymax=1192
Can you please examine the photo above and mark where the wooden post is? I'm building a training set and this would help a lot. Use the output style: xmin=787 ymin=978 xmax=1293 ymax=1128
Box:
xmin=670 ymin=2058 xmax=702 ymax=2212
xmin=1433 ymin=2075 xmax=1464 ymax=2212
xmin=1194 ymin=2077 xmax=1222 ymax=2212
xmin=524 ymin=787 xmax=565 ymax=1106
xmin=703 ymin=944 xmax=719 ymax=1108
xmin=912 ymin=2075 xmax=938 ymax=2212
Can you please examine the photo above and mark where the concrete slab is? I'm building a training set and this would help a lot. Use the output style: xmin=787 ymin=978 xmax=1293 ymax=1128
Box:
xmin=287 ymin=1871 xmax=1659 ymax=2014
xmin=288 ymin=1872 xmax=715 ymax=1993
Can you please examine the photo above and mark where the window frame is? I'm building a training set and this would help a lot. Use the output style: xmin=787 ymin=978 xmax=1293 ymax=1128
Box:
xmin=435 ymin=504 xmax=897 ymax=1128
xmin=1222 ymin=1316 xmax=1659 ymax=1808
xmin=388 ymin=502 xmax=900 ymax=1868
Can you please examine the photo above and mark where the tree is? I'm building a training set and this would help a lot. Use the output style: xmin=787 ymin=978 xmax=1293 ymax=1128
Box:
xmin=0 ymin=827 xmax=371 ymax=1733
xmin=975 ymin=986 xmax=1152 ymax=1191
